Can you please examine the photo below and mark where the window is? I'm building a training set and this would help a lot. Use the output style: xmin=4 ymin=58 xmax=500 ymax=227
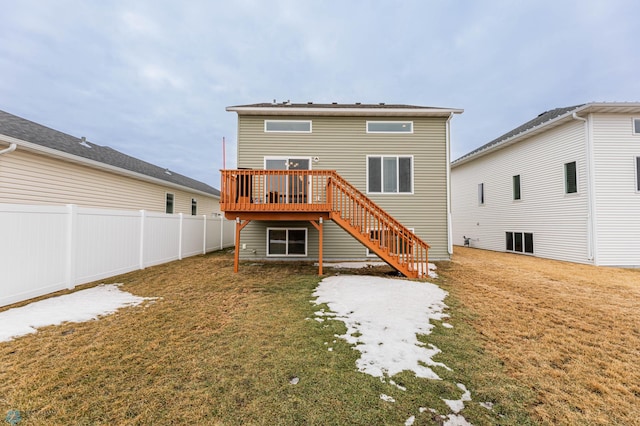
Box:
xmin=267 ymin=228 xmax=307 ymax=256
xmin=478 ymin=183 xmax=485 ymax=205
xmin=636 ymin=157 xmax=640 ymax=192
xmin=264 ymin=120 xmax=311 ymax=133
xmin=506 ymin=232 xmax=534 ymax=254
xmin=367 ymin=121 xmax=413 ymax=133
xmin=513 ymin=175 xmax=521 ymax=200
xmin=565 ymin=161 xmax=577 ymax=194
xmin=634 ymin=118 xmax=640 ymax=134
xmin=367 ymin=155 xmax=413 ymax=193
xmin=165 ymin=193 xmax=174 ymax=214
xmin=191 ymin=198 xmax=197 ymax=215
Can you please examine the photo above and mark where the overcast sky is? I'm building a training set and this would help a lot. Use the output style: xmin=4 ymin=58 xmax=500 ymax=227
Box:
xmin=2 ymin=0 xmax=639 ymax=187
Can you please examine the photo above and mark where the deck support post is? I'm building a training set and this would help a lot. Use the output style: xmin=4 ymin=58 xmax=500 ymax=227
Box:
xmin=310 ymin=217 xmax=323 ymax=276
xmin=234 ymin=217 xmax=251 ymax=273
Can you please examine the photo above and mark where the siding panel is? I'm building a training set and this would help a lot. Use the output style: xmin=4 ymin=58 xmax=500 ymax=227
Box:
xmin=235 ymin=115 xmax=450 ymax=261
xmin=452 ymin=120 xmax=590 ymax=263
xmin=0 ymin=149 xmax=219 ymax=214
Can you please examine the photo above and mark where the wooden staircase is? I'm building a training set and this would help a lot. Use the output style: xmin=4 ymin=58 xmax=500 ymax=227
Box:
xmin=326 ymin=172 xmax=430 ymax=278
xmin=220 ymin=169 xmax=431 ymax=278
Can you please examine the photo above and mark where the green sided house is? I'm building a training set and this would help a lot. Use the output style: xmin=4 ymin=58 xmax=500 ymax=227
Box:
xmin=221 ymin=102 xmax=463 ymax=277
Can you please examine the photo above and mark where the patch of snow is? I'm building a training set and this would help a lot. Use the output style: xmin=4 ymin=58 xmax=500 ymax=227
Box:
xmin=313 ymin=275 xmax=449 ymax=379
xmin=404 ymin=415 xmax=415 ymax=425
xmin=289 ymin=377 xmax=299 ymax=385
xmin=0 ymin=284 xmax=154 ymax=342
xmin=444 ymin=414 xmax=473 ymax=426
xmin=442 ymin=322 xmax=454 ymax=328
xmin=316 ymin=261 xmax=438 ymax=278
xmin=380 ymin=393 xmax=395 ymax=403
xmin=389 ymin=379 xmax=406 ymax=391
xmin=479 ymin=402 xmax=494 ymax=410
xmin=442 ymin=383 xmax=472 ymax=414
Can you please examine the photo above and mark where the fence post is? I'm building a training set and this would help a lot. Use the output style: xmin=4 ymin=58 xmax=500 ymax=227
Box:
xmin=178 ymin=213 xmax=184 ymax=260
xmin=65 ymin=204 xmax=78 ymax=290
xmin=220 ymin=214 xmax=224 ymax=250
xmin=202 ymin=214 xmax=207 ymax=254
xmin=139 ymin=210 xmax=146 ymax=270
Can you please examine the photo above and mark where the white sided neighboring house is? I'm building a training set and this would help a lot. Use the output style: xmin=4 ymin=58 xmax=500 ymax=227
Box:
xmin=0 ymin=109 xmax=221 ymax=215
xmin=451 ymin=102 xmax=640 ymax=267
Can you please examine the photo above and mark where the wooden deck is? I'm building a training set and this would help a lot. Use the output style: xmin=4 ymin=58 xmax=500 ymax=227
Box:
xmin=220 ymin=169 xmax=430 ymax=278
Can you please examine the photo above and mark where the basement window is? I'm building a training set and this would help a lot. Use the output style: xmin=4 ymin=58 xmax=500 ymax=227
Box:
xmin=506 ymin=232 xmax=534 ymax=254
xmin=267 ymin=228 xmax=307 ymax=256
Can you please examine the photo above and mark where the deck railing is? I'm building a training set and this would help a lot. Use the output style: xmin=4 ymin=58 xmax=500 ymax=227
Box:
xmin=221 ymin=169 xmax=332 ymax=212
xmin=220 ymin=169 xmax=430 ymax=277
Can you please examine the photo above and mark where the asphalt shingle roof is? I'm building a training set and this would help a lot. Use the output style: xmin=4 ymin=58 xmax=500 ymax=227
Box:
xmin=453 ymin=104 xmax=585 ymax=165
xmin=229 ymin=102 xmax=447 ymax=109
xmin=0 ymin=110 xmax=219 ymax=197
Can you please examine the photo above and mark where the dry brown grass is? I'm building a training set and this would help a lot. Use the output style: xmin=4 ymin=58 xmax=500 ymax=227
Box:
xmin=439 ymin=247 xmax=640 ymax=426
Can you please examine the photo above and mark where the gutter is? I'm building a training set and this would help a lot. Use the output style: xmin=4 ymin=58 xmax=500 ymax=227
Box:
xmin=572 ymin=112 xmax=597 ymax=263
xmin=0 ymin=135 xmax=219 ymax=199
xmin=0 ymin=143 xmax=17 ymax=156
xmin=446 ymin=112 xmax=454 ymax=256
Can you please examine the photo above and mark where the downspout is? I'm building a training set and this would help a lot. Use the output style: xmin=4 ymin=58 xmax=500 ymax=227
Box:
xmin=572 ymin=112 xmax=596 ymax=263
xmin=445 ymin=112 xmax=454 ymax=256
xmin=0 ymin=143 xmax=17 ymax=156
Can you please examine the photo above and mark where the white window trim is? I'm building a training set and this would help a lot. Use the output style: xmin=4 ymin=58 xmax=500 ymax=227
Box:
xmin=564 ymin=161 xmax=579 ymax=196
xmin=191 ymin=198 xmax=197 ymax=215
xmin=632 ymin=118 xmax=640 ymax=135
xmin=506 ymin=231 xmax=534 ymax=254
xmin=366 ymin=121 xmax=414 ymax=134
xmin=264 ymin=120 xmax=312 ymax=133
xmin=266 ymin=227 xmax=308 ymax=257
xmin=512 ymin=174 xmax=522 ymax=201
xmin=165 ymin=192 xmax=175 ymax=214
xmin=366 ymin=154 xmax=414 ymax=195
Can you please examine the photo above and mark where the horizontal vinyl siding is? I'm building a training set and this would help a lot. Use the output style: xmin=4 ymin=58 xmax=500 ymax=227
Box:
xmin=236 ymin=115 xmax=449 ymax=261
xmin=452 ymin=120 xmax=590 ymax=263
xmin=0 ymin=149 xmax=219 ymax=214
xmin=591 ymin=114 xmax=640 ymax=266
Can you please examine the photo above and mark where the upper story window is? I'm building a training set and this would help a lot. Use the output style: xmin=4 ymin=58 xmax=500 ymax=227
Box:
xmin=366 ymin=121 xmax=413 ymax=133
xmin=478 ymin=183 xmax=485 ymax=205
xmin=565 ymin=161 xmax=578 ymax=194
xmin=264 ymin=120 xmax=312 ymax=133
xmin=633 ymin=118 xmax=640 ymax=134
xmin=165 ymin=193 xmax=174 ymax=214
xmin=191 ymin=198 xmax=197 ymax=215
xmin=513 ymin=175 xmax=521 ymax=200
xmin=367 ymin=155 xmax=413 ymax=194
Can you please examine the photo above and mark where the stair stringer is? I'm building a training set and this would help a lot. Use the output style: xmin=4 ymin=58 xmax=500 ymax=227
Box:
xmin=327 ymin=172 xmax=430 ymax=279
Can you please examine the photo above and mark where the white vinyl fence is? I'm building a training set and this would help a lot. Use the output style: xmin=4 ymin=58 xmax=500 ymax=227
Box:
xmin=0 ymin=204 xmax=235 ymax=307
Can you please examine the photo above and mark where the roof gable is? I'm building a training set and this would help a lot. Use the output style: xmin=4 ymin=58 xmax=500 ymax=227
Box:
xmin=452 ymin=102 xmax=640 ymax=167
xmin=0 ymin=110 xmax=219 ymax=197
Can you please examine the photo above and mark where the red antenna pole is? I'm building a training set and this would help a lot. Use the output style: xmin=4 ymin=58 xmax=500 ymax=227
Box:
xmin=222 ymin=136 xmax=226 ymax=170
